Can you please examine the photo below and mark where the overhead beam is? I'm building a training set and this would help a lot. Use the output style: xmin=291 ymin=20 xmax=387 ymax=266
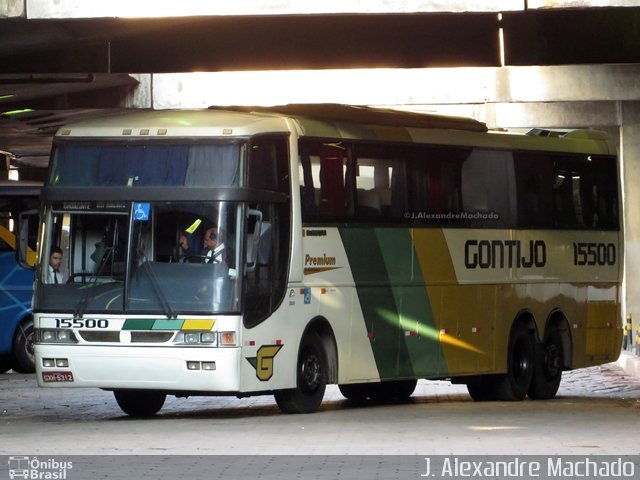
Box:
xmin=150 ymin=64 xmax=640 ymax=110
xmin=8 ymin=1 xmax=640 ymax=19
xmin=18 ymin=1 xmax=522 ymax=18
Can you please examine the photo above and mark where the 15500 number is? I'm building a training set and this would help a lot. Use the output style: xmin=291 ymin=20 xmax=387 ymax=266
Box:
xmin=573 ymin=242 xmax=616 ymax=266
xmin=55 ymin=318 xmax=109 ymax=329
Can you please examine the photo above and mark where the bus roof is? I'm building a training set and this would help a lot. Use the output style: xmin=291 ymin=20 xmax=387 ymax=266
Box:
xmin=54 ymin=105 xmax=616 ymax=156
xmin=211 ymin=104 xmax=489 ymax=132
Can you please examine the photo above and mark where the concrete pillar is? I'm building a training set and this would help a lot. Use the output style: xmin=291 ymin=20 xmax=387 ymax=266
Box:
xmin=621 ymin=101 xmax=640 ymax=347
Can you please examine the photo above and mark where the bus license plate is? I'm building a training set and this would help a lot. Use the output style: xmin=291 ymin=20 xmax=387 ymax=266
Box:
xmin=42 ymin=371 xmax=74 ymax=383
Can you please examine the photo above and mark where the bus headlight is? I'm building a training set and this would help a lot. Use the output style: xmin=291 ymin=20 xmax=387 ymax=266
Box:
xmin=38 ymin=329 xmax=78 ymax=344
xmin=200 ymin=332 xmax=216 ymax=344
xmin=184 ymin=333 xmax=200 ymax=345
xmin=174 ymin=331 xmax=218 ymax=346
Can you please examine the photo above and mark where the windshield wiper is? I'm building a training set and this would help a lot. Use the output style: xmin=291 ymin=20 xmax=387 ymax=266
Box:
xmin=74 ymin=247 xmax=114 ymax=318
xmin=139 ymin=261 xmax=176 ymax=319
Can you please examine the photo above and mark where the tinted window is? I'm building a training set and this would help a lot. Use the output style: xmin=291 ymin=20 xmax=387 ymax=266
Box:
xmin=51 ymin=142 xmax=243 ymax=187
xmin=298 ymin=138 xmax=618 ymax=230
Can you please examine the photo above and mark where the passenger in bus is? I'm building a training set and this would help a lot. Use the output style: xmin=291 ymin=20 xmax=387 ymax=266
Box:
xmin=46 ymin=246 xmax=64 ymax=284
xmin=177 ymin=230 xmax=201 ymax=262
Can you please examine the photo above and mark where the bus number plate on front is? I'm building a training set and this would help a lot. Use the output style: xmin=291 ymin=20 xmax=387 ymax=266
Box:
xmin=42 ymin=371 xmax=74 ymax=383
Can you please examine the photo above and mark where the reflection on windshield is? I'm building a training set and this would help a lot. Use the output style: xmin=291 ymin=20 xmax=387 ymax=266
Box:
xmin=37 ymin=201 xmax=242 ymax=316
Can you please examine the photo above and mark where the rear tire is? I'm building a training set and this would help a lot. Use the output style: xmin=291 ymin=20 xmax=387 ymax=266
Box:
xmin=494 ymin=323 xmax=534 ymax=401
xmin=528 ymin=328 xmax=563 ymax=400
xmin=11 ymin=319 xmax=35 ymax=373
xmin=274 ymin=332 xmax=327 ymax=414
xmin=114 ymin=390 xmax=166 ymax=417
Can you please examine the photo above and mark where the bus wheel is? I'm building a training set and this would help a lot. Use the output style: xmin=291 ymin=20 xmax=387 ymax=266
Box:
xmin=113 ymin=390 xmax=166 ymax=417
xmin=0 ymin=355 xmax=12 ymax=374
xmin=338 ymin=383 xmax=370 ymax=402
xmin=494 ymin=323 xmax=534 ymax=401
xmin=528 ymin=329 xmax=563 ymax=400
xmin=11 ymin=319 xmax=35 ymax=373
xmin=372 ymin=380 xmax=418 ymax=402
xmin=274 ymin=332 xmax=327 ymax=414
xmin=466 ymin=376 xmax=498 ymax=401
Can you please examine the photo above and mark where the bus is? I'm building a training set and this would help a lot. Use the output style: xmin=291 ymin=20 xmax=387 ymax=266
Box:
xmin=22 ymin=105 xmax=622 ymax=416
xmin=0 ymin=181 xmax=40 ymax=373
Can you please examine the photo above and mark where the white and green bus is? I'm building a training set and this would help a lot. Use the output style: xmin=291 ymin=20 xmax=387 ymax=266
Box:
xmin=23 ymin=105 xmax=622 ymax=416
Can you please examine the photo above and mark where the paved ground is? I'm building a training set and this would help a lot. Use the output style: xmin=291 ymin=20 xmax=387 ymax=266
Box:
xmin=1 ymin=358 xmax=639 ymax=458
xmin=1 ymin=355 xmax=639 ymax=479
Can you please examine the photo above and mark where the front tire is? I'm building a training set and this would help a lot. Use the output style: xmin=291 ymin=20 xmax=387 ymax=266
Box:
xmin=114 ymin=390 xmax=166 ymax=417
xmin=274 ymin=332 xmax=327 ymax=414
xmin=11 ymin=319 xmax=35 ymax=373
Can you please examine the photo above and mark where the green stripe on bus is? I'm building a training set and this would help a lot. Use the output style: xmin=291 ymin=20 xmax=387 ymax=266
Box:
xmin=152 ymin=319 xmax=184 ymax=330
xmin=339 ymin=227 xmax=401 ymax=380
xmin=340 ymin=227 xmax=447 ymax=379
xmin=122 ymin=319 xmax=156 ymax=330
xmin=375 ymin=228 xmax=444 ymax=377
xmin=122 ymin=319 xmax=185 ymax=331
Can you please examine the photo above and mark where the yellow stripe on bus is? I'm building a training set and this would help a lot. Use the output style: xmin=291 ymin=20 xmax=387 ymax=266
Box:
xmin=0 ymin=225 xmax=37 ymax=266
xmin=182 ymin=319 xmax=215 ymax=331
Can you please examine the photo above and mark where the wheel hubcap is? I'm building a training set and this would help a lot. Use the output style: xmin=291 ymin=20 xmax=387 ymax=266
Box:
xmin=544 ymin=343 xmax=561 ymax=379
xmin=513 ymin=338 xmax=531 ymax=381
xmin=300 ymin=351 xmax=321 ymax=392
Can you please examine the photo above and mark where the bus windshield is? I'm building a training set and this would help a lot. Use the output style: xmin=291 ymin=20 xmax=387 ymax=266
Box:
xmin=49 ymin=142 xmax=242 ymax=187
xmin=36 ymin=200 xmax=242 ymax=316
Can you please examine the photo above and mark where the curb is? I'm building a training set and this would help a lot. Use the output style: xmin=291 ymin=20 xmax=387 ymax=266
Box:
xmin=616 ymin=351 xmax=640 ymax=378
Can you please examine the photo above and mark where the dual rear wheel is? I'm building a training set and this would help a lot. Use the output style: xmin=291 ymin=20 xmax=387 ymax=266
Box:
xmin=467 ymin=322 xmax=564 ymax=402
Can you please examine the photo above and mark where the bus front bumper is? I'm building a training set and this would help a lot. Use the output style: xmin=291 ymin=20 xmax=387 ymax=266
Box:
xmin=35 ymin=344 xmax=241 ymax=392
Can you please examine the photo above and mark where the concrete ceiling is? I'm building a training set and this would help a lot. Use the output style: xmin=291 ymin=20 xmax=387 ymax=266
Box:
xmin=2 ymin=7 xmax=640 ymax=178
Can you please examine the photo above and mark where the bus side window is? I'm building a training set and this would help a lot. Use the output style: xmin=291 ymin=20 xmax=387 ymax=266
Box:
xmin=248 ymin=136 xmax=289 ymax=193
xmin=298 ymin=140 xmax=352 ymax=221
xmin=299 ymin=147 xmax=318 ymax=218
xmin=587 ymin=156 xmax=618 ymax=229
xmin=552 ymin=155 xmax=591 ymax=229
xmin=353 ymin=144 xmax=407 ymax=221
xmin=318 ymin=144 xmax=346 ymax=217
xmin=460 ymin=149 xmax=516 ymax=227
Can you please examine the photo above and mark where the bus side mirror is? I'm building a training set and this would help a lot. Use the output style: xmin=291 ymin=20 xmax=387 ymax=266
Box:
xmin=17 ymin=209 xmax=38 ymax=269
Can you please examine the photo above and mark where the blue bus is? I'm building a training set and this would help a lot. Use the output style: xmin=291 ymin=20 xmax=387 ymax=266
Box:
xmin=0 ymin=181 xmax=40 ymax=373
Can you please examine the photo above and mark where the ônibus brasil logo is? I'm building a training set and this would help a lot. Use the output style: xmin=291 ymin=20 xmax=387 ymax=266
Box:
xmin=7 ymin=457 xmax=72 ymax=480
